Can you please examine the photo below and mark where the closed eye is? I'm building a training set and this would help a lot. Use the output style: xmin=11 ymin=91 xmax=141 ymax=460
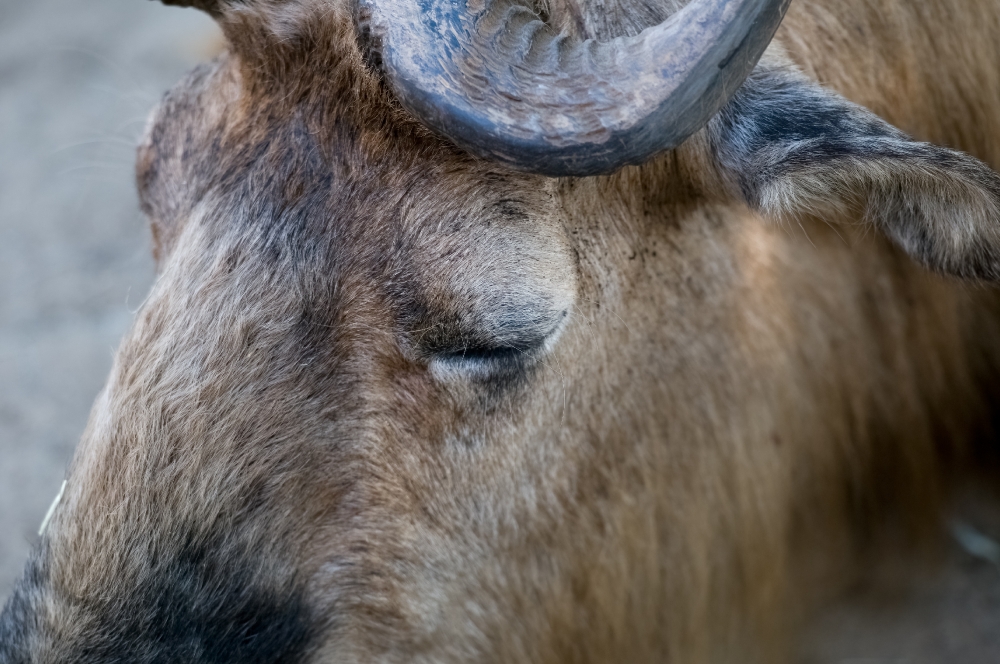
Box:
xmin=437 ymin=344 xmax=528 ymax=364
xmin=427 ymin=312 xmax=568 ymax=379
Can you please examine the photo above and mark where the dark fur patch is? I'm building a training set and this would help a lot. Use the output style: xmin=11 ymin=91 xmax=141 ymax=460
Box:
xmin=0 ymin=552 xmax=47 ymax=663
xmin=723 ymin=74 xmax=895 ymax=148
xmin=0 ymin=536 xmax=314 ymax=664
xmin=709 ymin=66 xmax=912 ymax=204
xmin=708 ymin=64 xmax=1000 ymax=280
xmin=710 ymin=65 xmax=999 ymax=203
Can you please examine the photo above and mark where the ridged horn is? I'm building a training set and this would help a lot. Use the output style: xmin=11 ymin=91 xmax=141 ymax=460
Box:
xmin=158 ymin=0 xmax=222 ymax=17
xmin=355 ymin=0 xmax=791 ymax=176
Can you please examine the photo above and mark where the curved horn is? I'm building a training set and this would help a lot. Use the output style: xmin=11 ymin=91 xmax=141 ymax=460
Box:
xmin=159 ymin=0 xmax=222 ymax=17
xmin=356 ymin=0 xmax=791 ymax=176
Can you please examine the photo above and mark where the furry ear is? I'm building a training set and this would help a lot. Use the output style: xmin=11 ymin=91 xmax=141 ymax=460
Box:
xmin=159 ymin=0 xmax=222 ymax=17
xmin=710 ymin=66 xmax=1000 ymax=280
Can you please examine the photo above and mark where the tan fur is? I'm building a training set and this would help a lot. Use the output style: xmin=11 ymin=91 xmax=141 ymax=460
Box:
xmin=9 ymin=0 xmax=1000 ymax=662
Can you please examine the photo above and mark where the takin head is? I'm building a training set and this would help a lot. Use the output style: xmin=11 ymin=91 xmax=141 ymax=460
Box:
xmin=4 ymin=0 xmax=1000 ymax=662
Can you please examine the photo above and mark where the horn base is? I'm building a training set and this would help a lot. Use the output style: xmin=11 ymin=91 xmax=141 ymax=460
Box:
xmin=357 ymin=0 xmax=791 ymax=177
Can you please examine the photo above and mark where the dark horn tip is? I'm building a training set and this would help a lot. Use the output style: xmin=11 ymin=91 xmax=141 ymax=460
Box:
xmin=157 ymin=0 xmax=223 ymax=18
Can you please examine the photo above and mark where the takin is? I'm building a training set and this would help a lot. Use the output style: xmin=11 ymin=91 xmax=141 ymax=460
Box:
xmin=3 ymin=0 xmax=1000 ymax=661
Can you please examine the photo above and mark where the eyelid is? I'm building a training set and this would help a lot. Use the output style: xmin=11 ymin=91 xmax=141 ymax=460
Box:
xmin=428 ymin=348 xmax=529 ymax=381
xmin=436 ymin=345 xmax=529 ymax=363
xmin=426 ymin=309 xmax=569 ymax=378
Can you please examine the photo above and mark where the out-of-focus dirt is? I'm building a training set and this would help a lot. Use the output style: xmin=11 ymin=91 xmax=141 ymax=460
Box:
xmin=796 ymin=489 xmax=1000 ymax=663
xmin=0 ymin=0 xmax=218 ymax=602
xmin=0 ymin=0 xmax=998 ymax=660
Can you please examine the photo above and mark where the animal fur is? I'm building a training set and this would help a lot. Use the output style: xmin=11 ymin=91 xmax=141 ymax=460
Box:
xmin=3 ymin=0 xmax=1000 ymax=661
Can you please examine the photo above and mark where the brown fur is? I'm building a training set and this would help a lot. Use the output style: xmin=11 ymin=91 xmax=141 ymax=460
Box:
xmin=4 ymin=0 xmax=1000 ymax=662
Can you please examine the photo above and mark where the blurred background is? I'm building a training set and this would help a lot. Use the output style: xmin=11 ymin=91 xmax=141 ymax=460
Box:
xmin=1 ymin=0 xmax=998 ymax=660
xmin=0 ymin=0 xmax=218 ymax=604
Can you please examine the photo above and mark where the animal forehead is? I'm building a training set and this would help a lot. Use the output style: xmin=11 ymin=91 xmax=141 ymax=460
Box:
xmin=137 ymin=0 xmax=577 ymax=319
xmin=139 ymin=60 xmax=544 ymax=243
xmin=388 ymin=181 xmax=575 ymax=327
xmin=400 ymin=189 xmax=571 ymax=285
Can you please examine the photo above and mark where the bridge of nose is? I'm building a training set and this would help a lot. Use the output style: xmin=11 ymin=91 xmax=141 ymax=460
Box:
xmin=0 ymin=203 xmax=402 ymax=661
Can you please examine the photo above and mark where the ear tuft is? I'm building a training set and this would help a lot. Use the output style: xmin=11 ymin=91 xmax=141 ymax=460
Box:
xmin=710 ymin=66 xmax=1000 ymax=281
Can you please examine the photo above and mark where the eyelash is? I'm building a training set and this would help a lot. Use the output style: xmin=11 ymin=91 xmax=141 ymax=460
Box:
xmin=421 ymin=313 xmax=569 ymax=378
xmin=435 ymin=344 xmax=529 ymax=364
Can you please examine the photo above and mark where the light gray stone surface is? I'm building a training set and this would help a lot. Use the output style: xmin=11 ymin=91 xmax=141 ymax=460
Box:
xmin=0 ymin=0 xmax=218 ymax=604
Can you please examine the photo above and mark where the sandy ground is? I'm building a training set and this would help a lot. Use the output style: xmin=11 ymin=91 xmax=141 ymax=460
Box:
xmin=1 ymin=0 xmax=999 ymax=660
